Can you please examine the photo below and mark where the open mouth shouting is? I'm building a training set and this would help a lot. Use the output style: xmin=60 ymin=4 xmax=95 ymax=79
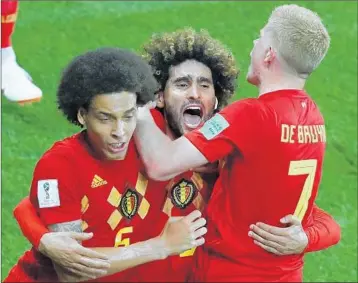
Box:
xmin=182 ymin=104 xmax=204 ymax=129
xmin=108 ymin=142 xmax=126 ymax=154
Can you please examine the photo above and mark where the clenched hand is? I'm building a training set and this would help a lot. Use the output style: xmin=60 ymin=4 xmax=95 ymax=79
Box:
xmin=160 ymin=210 xmax=207 ymax=256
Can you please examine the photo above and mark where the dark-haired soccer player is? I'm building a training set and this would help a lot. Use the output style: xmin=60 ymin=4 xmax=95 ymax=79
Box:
xmin=3 ymin=47 xmax=207 ymax=282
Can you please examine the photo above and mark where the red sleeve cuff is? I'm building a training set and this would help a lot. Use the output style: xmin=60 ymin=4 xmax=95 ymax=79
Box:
xmin=302 ymin=207 xmax=341 ymax=253
xmin=303 ymin=227 xmax=313 ymax=253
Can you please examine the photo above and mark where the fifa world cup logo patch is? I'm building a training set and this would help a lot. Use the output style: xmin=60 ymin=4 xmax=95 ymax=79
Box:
xmin=43 ymin=182 xmax=50 ymax=200
xmin=119 ymin=188 xmax=139 ymax=219
xmin=170 ymin=179 xmax=197 ymax=209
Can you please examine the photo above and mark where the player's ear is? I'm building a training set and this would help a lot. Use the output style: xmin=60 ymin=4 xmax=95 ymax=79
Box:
xmin=264 ymin=46 xmax=276 ymax=66
xmin=77 ymin=107 xmax=87 ymax=127
xmin=156 ymin=91 xmax=165 ymax=109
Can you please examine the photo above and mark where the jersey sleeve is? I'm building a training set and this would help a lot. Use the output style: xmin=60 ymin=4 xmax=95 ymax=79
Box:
xmin=13 ymin=196 xmax=49 ymax=248
xmin=185 ymin=99 xmax=265 ymax=163
xmin=303 ymin=204 xmax=341 ymax=252
xmin=29 ymin=152 xmax=81 ymax=226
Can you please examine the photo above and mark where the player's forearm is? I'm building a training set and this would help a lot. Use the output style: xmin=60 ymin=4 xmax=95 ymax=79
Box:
xmin=90 ymin=237 xmax=167 ymax=278
xmin=135 ymin=114 xmax=181 ymax=180
xmin=52 ymin=234 xmax=168 ymax=282
xmin=45 ymin=220 xmax=167 ymax=282
xmin=13 ymin=196 xmax=49 ymax=248
xmin=304 ymin=204 xmax=341 ymax=252
xmin=135 ymin=111 xmax=208 ymax=180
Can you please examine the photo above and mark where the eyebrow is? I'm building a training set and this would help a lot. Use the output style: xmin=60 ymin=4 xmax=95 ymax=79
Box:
xmin=96 ymin=107 xmax=136 ymax=117
xmin=172 ymin=76 xmax=191 ymax=84
xmin=97 ymin=111 xmax=113 ymax=118
xmin=197 ymin=76 xmax=213 ymax=84
xmin=172 ymin=75 xmax=213 ymax=84
xmin=123 ymin=107 xmax=137 ymax=114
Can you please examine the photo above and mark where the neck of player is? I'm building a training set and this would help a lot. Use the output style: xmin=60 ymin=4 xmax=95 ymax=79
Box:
xmin=258 ymin=74 xmax=306 ymax=97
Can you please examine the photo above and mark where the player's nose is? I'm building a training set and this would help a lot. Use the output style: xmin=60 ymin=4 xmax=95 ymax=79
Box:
xmin=187 ymin=85 xmax=200 ymax=99
xmin=111 ymin=120 xmax=125 ymax=138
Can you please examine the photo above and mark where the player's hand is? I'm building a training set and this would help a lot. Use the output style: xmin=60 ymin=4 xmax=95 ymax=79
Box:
xmin=39 ymin=232 xmax=110 ymax=279
xmin=54 ymin=264 xmax=93 ymax=282
xmin=160 ymin=210 xmax=207 ymax=256
xmin=248 ymin=215 xmax=308 ymax=255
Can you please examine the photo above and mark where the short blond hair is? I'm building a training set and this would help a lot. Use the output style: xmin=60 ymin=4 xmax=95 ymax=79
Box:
xmin=265 ymin=4 xmax=330 ymax=76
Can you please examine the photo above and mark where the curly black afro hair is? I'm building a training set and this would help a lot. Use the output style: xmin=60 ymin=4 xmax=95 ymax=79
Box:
xmin=57 ymin=47 xmax=159 ymax=126
xmin=142 ymin=28 xmax=239 ymax=109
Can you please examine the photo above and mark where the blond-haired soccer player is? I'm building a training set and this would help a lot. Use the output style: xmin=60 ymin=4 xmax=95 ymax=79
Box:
xmin=134 ymin=5 xmax=333 ymax=281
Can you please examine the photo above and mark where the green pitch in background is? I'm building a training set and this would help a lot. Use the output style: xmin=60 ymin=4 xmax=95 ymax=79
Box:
xmin=1 ymin=1 xmax=357 ymax=282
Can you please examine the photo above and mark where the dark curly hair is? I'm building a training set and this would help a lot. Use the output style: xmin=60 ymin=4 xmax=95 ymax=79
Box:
xmin=57 ymin=47 xmax=159 ymax=126
xmin=142 ymin=28 xmax=239 ymax=109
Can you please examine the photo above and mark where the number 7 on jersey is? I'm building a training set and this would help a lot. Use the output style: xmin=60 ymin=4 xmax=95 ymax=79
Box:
xmin=289 ymin=159 xmax=317 ymax=221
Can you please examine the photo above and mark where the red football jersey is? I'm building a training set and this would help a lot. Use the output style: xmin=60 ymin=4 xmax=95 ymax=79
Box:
xmin=137 ymin=171 xmax=214 ymax=282
xmin=167 ymin=172 xmax=214 ymax=282
xmin=25 ymin=132 xmax=163 ymax=282
xmin=185 ymin=89 xmax=326 ymax=281
xmin=134 ymin=109 xmax=216 ymax=282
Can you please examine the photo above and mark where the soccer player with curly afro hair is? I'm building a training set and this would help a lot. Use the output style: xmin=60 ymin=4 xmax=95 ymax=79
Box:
xmin=142 ymin=27 xmax=239 ymax=138
xmin=4 ymin=47 xmax=207 ymax=283
xmin=122 ymin=28 xmax=241 ymax=282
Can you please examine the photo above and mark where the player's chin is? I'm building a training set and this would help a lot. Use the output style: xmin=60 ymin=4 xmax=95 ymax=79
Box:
xmin=246 ymin=73 xmax=259 ymax=86
xmin=105 ymin=146 xmax=128 ymax=160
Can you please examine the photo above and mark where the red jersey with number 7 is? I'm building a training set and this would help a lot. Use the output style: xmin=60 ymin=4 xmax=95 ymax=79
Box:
xmin=185 ymin=89 xmax=326 ymax=282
